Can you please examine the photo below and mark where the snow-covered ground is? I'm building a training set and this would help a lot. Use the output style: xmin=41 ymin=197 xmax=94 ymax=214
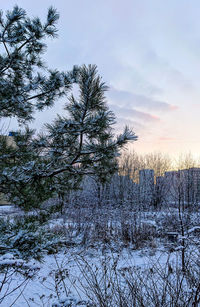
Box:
xmin=0 ymin=206 xmax=200 ymax=306
xmin=2 ymin=247 xmax=177 ymax=306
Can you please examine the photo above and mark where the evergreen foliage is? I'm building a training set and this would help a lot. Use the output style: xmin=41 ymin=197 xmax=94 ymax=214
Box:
xmin=0 ymin=7 xmax=137 ymax=210
xmin=0 ymin=216 xmax=68 ymax=260
xmin=0 ymin=6 xmax=78 ymax=122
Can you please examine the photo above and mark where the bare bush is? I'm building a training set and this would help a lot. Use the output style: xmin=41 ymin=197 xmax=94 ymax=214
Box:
xmin=73 ymin=251 xmax=200 ymax=307
xmin=0 ymin=254 xmax=39 ymax=305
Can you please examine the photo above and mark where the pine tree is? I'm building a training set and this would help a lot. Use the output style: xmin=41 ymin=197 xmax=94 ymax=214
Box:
xmin=0 ymin=6 xmax=78 ymax=122
xmin=0 ymin=7 xmax=137 ymax=210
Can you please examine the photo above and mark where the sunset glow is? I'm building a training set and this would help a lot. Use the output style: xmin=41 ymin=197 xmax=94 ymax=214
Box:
xmin=2 ymin=0 xmax=200 ymax=158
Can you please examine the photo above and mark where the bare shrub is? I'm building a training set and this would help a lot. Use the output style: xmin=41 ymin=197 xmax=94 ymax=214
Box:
xmin=73 ymin=251 xmax=200 ymax=307
xmin=0 ymin=254 xmax=39 ymax=305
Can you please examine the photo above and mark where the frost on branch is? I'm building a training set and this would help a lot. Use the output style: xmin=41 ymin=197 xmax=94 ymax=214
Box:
xmin=0 ymin=6 xmax=138 ymax=210
xmin=0 ymin=65 xmax=137 ymax=209
xmin=116 ymin=126 xmax=138 ymax=147
xmin=0 ymin=6 xmax=77 ymax=121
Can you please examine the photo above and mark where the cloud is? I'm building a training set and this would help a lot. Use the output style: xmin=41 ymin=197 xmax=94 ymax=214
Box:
xmin=142 ymin=49 xmax=194 ymax=92
xmin=115 ymin=117 xmax=145 ymax=129
xmin=158 ymin=137 xmax=175 ymax=141
xmin=108 ymin=88 xmax=178 ymax=112
xmin=109 ymin=104 xmax=160 ymax=123
xmin=113 ymin=117 xmax=145 ymax=140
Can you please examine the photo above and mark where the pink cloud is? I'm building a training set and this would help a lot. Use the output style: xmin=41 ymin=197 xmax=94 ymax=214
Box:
xmin=109 ymin=104 xmax=160 ymax=122
xmin=169 ymin=105 xmax=179 ymax=110
xmin=159 ymin=137 xmax=175 ymax=141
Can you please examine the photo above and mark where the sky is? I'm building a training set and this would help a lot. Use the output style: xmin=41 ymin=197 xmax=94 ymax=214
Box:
xmin=2 ymin=0 xmax=200 ymax=157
